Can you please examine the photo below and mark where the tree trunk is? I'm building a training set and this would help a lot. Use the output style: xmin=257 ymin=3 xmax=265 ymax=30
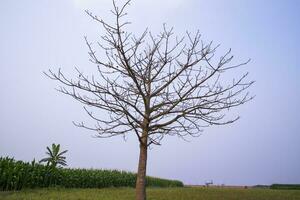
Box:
xmin=135 ymin=140 xmax=148 ymax=200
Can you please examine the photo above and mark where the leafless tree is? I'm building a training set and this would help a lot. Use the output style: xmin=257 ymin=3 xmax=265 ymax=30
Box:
xmin=45 ymin=1 xmax=254 ymax=199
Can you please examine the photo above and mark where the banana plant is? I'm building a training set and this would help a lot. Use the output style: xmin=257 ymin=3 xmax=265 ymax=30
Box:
xmin=39 ymin=143 xmax=68 ymax=168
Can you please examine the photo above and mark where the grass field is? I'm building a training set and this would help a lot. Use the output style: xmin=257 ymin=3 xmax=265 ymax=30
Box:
xmin=1 ymin=187 xmax=300 ymax=200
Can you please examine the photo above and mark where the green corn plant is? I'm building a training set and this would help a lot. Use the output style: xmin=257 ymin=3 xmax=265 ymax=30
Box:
xmin=0 ymin=156 xmax=183 ymax=191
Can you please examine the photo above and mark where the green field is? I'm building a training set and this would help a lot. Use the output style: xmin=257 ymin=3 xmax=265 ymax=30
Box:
xmin=1 ymin=187 xmax=300 ymax=200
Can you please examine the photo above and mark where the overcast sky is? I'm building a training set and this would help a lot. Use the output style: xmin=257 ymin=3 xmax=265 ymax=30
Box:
xmin=1 ymin=0 xmax=300 ymax=186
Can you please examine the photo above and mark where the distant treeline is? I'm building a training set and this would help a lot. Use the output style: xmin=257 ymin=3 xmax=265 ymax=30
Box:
xmin=252 ymin=185 xmax=270 ymax=189
xmin=270 ymin=184 xmax=300 ymax=190
xmin=0 ymin=157 xmax=183 ymax=191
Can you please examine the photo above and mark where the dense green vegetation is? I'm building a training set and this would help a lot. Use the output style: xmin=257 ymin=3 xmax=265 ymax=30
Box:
xmin=1 ymin=187 xmax=300 ymax=200
xmin=0 ymin=157 xmax=183 ymax=191
xmin=271 ymin=184 xmax=300 ymax=190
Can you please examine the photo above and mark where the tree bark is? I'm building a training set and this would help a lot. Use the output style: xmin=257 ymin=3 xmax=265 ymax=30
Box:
xmin=135 ymin=136 xmax=148 ymax=200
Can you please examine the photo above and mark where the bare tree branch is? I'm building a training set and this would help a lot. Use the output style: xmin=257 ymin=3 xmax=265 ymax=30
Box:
xmin=45 ymin=1 xmax=253 ymax=145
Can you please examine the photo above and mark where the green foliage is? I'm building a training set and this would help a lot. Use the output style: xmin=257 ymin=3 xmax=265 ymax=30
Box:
xmin=270 ymin=184 xmax=300 ymax=190
xmin=146 ymin=176 xmax=183 ymax=187
xmin=39 ymin=143 xmax=68 ymax=167
xmin=0 ymin=157 xmax=183 ymax=191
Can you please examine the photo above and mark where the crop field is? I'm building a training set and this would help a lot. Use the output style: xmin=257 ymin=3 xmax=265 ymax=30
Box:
xmin=1 ymin=187 xmax=300 ymax=200
xmin=1 ymin=157 xmax=300 ymax=199
xmin=0 ymin=157 xmax=182 ymax=191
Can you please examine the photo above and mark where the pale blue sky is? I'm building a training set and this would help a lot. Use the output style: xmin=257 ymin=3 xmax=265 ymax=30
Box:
xmin=0 ymin=0 xmax=299 ymax=185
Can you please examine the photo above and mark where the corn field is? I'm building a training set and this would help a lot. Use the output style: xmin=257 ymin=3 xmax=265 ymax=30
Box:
xmin=0 ymin=157 xmax=183 ymax=191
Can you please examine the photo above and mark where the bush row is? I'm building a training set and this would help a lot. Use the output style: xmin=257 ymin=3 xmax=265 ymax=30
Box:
xmin=0 ymin=157 xmax=183 ymax=191
xmin=270 ymin=184 xmax=300 ymax=190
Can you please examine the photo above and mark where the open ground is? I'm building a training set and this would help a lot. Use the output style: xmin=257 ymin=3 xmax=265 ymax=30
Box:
xmin=1 ymin=187 xmax=300 ymax=200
